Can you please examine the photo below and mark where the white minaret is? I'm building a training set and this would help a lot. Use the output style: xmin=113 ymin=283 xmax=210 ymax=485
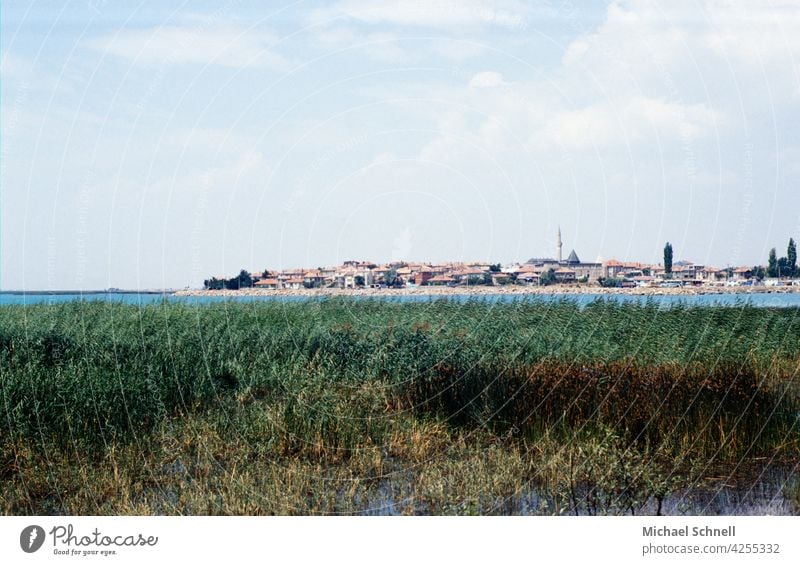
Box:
xmin=556 ymin=226 xmax=563 ymax=262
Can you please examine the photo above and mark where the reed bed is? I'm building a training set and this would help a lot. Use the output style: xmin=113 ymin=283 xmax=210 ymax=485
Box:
xmin=1 ymin=298 xmax=798 ymax=514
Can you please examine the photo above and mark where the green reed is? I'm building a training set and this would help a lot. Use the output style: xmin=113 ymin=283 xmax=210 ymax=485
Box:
xmin=1 ymin=297 xmax=798 ymax=514
xmin=1 ymin=298 xmax=797 ymax=449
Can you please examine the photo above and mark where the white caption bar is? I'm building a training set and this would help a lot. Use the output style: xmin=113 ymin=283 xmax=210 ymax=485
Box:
xmin=1 ymin=516 xmax=797 ymax=564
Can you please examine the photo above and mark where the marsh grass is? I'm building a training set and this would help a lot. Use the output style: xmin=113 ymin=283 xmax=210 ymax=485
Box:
xmin=1 ymin=298 xmax=798 ymax=514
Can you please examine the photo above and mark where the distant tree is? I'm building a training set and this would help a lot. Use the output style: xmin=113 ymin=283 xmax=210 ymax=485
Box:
xmin=767 ymin=248 xmax=778 ymax=278
xmin=599 ymin=277 xmax=623 ymax=288
xmin=751 ymin=266 xmax=766 ymax=281
xmin=788 ymin=238 xmax=797 ymax=277
xmin=482 ymin=272 xmax=494 ymax=285
xmin=223 ymin=269 xmax=253 ymax=289
xmin=262 ymin=269 xmax=270 ymax=279
xmin=466 ymin=275 xmax=483 ymax=286
xmin=663 ymin=242 xmax=673 ymax=275
xmin=238 ymin=269 xmax=253 ymax=288
xmin=777 ymin=257 xmax=790 ymax=278
xmin=385 ymin=268 xmax=398 ymax=287
xmin=203 ymin=277 xmax=224 ymax=290
xmin=539 ymin=268 xmax=556 ymax=286
xmin=354 ymin=275 xmax=365 ymax=287
xmin=489 ymin=263 xmax=501 ymax=273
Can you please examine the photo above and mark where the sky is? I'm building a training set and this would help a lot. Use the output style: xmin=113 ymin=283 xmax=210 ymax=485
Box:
xmin=2 ymin=0 xmax=800 ymax=290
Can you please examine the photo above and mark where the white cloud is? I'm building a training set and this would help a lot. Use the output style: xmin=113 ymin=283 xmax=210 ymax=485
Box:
xmin=431 ymin=39 xmax=488 ymax=61
xmin=534 ymin=97 xmax=722 ymax=148
xmin=704 ymin=1 xmax=800 ymax=69
xmin=313 ymin=0 xmax=528 ymax=30
xmin=311 ymin=27 xmax=494 ymax=64
xmin=560 ymin=0 xmax=800 ymax=103
xmin=468 ymin=71 xmax=508 ymax=88
xmin=314 ymin=26 xmax=409 ymax=62
xmin=92 ymin=22 xmax=291 ymax=70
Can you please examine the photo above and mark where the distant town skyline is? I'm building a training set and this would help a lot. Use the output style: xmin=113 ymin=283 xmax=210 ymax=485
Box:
xmin=3 ymin=1 xmax=800 ymax=290
xmin=208 ymin=227 xmax=798 ymax=291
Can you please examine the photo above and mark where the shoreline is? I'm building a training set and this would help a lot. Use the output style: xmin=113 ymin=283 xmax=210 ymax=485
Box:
xmin=0 ymin=289 xmax=170 ymax=295
xmin=174 ymin=285 xmax=800 ymax=298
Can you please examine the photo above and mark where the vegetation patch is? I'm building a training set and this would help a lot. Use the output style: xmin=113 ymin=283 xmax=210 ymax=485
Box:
xmin=1 ymin=299 xmax=798 ymax=514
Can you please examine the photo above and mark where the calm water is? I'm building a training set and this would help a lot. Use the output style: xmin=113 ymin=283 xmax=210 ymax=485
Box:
xmin=359 ymin=464 xmax=799 ymax=516
xmin=2 ymin=291 xmax=800 ymax=308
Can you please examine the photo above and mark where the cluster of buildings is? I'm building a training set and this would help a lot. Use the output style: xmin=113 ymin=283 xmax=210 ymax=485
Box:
xmin=601 ymin=261 xmax=759 ymax=286
xmin=251 ymin=261 xmax=500 ymax=290
xmin=225 ymin=229 xmax=770 ymax=291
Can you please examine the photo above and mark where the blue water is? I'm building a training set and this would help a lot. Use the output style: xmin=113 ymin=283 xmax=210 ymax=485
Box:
xmin=2 ymin=291 xmax=800 ymax=308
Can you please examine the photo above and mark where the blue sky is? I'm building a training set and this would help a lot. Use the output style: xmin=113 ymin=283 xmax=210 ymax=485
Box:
xmin=2 ymin=1 xmax=799 ymax=289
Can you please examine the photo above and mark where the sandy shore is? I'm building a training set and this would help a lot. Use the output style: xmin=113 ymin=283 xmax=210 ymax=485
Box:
xmin=174 ymin=285 xmax=800 ymax=298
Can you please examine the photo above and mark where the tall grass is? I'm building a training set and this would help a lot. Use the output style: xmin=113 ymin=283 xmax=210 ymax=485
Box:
xmin=1 ymin=299 xmax=797 ymax=447
xmin=1 ymin=298 xmax=798 ymax=514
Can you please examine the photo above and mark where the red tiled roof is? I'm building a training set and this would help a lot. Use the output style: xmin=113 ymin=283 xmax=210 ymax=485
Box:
xmin=517 ymin=266 xmax=540 ymax=273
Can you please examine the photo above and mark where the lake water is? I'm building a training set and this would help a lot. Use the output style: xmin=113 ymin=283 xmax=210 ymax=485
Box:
xmin=359 ymin=463 xmax=799 ymax=516
xmin=2 ymin=291 xmax=800 ymax=308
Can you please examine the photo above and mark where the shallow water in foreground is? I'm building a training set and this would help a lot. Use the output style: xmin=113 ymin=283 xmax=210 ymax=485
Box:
xmin=358 ymin=465 xmax=799 ymax=516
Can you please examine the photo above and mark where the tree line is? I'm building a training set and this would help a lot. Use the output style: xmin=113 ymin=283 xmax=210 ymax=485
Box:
xmin=767 ymin=238 xmax=797 ymax=278
xmin=662 ymin=238 xmax=797 ymax=279
xmin=204 ymin=269 xmax=260 ymax=290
